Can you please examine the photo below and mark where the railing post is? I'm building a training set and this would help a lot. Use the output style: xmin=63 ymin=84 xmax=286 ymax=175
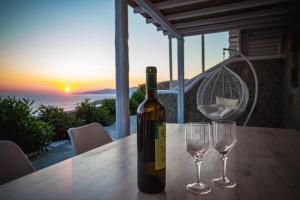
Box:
xmin=115 ymin=0 xmax=130 ymax=138
xmin=169 ymin=36 xmax=173 ymax=89
xmin=177 ymin=38 xmax=185 ymax=123
xmin=201 ymin=34 xmax=205 ymax=72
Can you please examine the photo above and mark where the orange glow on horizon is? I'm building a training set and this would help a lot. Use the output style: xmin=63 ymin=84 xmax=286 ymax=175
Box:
xmin=0 ymin=66 xmax=146 ymax=93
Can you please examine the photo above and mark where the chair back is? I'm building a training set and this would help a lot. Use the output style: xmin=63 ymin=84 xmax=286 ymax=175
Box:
xmin=0 ymin=141 xmax=35 ymax=185
xmin=68 ymin=122 xmax=112 ymax=155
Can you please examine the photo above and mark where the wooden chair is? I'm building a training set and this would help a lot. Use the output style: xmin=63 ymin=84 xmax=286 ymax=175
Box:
xmin=0 ymin=141 xmax=35 ymax=185
xmin=68 ymin=122 xmax=112 ymax=155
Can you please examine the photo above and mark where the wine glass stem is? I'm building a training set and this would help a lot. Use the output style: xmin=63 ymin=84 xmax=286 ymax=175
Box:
xmin=195 ymin=159 xmax=202 ymax=184
xmin=222 ymin=155 xmax=228 ymax=180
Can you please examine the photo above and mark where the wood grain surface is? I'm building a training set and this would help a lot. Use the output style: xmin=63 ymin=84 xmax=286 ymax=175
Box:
xmin=0 ymin=124 xmax=299 ymax=200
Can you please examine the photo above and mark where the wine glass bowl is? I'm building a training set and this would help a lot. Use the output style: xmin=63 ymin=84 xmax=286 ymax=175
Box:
xmin=186 ymin=143 xmax=209 ymax=160
xmin=214 ymin=141 xmax=236 ymax=155
xmin=212 ymin=120 xmax=237 ymax=188
xmin=185 ymin=123 xmax=211 ymax=195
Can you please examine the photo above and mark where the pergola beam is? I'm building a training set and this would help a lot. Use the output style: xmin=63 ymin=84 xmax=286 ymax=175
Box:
xmin=164 ymin=15 xmax=289 ymax=36
xmin=182 ymin=20 xmax=288 ymax=37
xmin=133 ymin=0 xmax=182 ymax=39
xmin=180 ymin=15 xmax=289 ymax=34
xmin=147 ymin=0 xmax=288 ymax=23
xmin=134 ymin=0 xmax=209 ymax=14
xmin=157 ymin=7 xmax=291 ymax=31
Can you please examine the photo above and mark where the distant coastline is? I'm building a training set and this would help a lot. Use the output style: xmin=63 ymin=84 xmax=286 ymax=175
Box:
xmin=75 ymin=87 xmax=138 ymax=95
xmin=0 ymin=87 xmax=139 ymax=111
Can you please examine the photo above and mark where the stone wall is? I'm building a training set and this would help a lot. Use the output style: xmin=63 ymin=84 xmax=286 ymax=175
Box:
xmin=158 ymin=93 xmax=177 ymax=122
xmin=228 ymin=59 xmax=285 ymax=127
xmin=283 ymin=28 xmax=300 ymax=130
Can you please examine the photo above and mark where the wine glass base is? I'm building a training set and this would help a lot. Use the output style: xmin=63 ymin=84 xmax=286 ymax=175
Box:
xmin=186 ymin=182 xmax=211 ymax=195
xmin=212 ymin=176 xmax=236 ymax=188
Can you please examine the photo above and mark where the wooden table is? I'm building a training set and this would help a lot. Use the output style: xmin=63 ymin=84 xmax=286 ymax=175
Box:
xmin=0 ymin=124 xmax=300 ymax=200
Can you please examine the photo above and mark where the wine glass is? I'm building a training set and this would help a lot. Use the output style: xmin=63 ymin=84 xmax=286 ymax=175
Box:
xmin=185 ymin=123 xmax=211 ymax=195
xmin=211 ymin=120 xmax=237 ymax=188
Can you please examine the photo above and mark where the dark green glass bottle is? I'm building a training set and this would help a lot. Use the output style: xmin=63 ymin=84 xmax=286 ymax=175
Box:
xmin=137 ymin=66 xmax=166 ymax=194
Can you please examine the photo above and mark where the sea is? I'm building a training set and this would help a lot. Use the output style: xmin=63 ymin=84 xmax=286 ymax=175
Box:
xmin=0 ymin=91 xmax=116 ymax=111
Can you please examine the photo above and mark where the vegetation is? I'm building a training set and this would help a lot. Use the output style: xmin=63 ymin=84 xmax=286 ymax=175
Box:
xmin=131 ymin=89 xmax=145 ymax=105
xmin=129 ymin=84 xmax=146 ymax=114
xmin=100 ymin=98 xmax=116 ymax=122
xmin=137 ymin=83 xmax=146 ymax=94
xmin=39 ymin=105 xmax=84 ymax=140
xmin=0 ymin=86 xmax=147 ymax=153
xmin=0 ymin=97 xmax=54 ymax=154
xmin=75 ymin=98 xmax=114 ymax=126
xmin=129 ymin=99 xmax=139 ymax=115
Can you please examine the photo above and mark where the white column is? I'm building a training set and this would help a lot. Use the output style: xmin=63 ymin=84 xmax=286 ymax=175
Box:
xmin=201 ymin=34 xmax=205 ymax=72
xmin=168 ymin=37 xmax=173 ymax=89
xmin=177 ymin=38 xmax=185 ymax=123
xmin=115 ymin=0 xmax=130 ymax=138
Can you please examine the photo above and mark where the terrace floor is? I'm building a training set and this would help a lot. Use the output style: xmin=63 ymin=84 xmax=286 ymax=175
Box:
xmin=30 ymin=115 xmax=137 ymax=170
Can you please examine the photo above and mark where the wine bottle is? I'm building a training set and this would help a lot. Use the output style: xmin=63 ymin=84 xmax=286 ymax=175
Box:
xmin=137 ymin=66 xmax=166 ymax=194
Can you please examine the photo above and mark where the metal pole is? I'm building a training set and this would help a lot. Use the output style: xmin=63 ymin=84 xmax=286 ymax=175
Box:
xmin=169 ymin=36 xmax=173 ymax=89
xmin=223 ymin=48 xmax=259 ymax=127
xmin=177 ymin=38 xmax=185 ymax=123
xmin=201 ymin=34 xmax=205 ymax=72
xmin=115 ymin=0 xmax=130 ymax=138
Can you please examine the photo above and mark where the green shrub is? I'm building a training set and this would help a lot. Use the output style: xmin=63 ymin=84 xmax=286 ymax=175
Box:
xmin=129 ymin=99 xmax=139 ymax=115
xmin=39 ymin=105 xmax=84 ymax=140
xmin=75 ymin=98 xmax=96 ymax=124
xmin=0 ymin=97 xmax=54 ymax=154
xmin=138 ymin=84 xmax=146 ymax=95
xmin=97 ymin=106 xmax=114 ymax=126
xmin=100 ymin=98 xmax=116 ymax=122
xmin=75 ymin=98 xmax=114 ymax=126
xmin=130 ymin=89 xmax=145 ymax=105
xmin=129 ymin=85 xmax=145 ymax=114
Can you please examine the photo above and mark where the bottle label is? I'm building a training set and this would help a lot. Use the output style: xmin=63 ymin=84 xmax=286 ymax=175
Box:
xmin=154 ymin=122 xmax=166 ymax=170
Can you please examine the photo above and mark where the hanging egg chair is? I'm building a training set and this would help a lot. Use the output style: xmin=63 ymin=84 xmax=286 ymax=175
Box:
xmin=196 ymin=49 xmax=258 ymax=126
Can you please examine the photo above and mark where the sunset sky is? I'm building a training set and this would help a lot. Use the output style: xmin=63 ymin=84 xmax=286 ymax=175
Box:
xmin=0 ymin=0 xmax=228 ymax=93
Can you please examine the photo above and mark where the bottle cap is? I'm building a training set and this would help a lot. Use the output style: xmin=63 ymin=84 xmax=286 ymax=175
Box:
xmin=146 ymin=66 xmax=157 ymax=73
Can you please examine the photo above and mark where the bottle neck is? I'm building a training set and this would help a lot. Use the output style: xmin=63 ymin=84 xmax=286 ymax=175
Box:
xmin=146 ymin=72 xmax=157 ymax=100
xmin=146 ymin=89 xmax=157 ymax=99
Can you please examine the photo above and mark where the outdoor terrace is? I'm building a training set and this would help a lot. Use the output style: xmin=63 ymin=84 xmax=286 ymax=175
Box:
xmin=0 ymin=0 xmax=299 ymax=199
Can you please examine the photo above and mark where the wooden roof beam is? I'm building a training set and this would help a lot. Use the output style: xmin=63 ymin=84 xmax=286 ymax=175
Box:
xmin=134 ymin=0 xmax=210 ymax=14
xmin=157 ymin=7 xmax=292 ymax=31
xmin=177 ymin=15 xmax=289 ymax=35
xmin=182 ymin=21 xmax=288 ymax=37
xmin=147 ymin=0 xmax=289 ymax=23
xmin=133 ymin=0 xmax=182 ymax=39
xmin=165 ymin=19 xmax=289 ymax=37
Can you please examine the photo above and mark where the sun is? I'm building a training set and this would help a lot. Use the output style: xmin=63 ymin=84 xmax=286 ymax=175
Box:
xmin=64 ymin=86 xmax=71 ymax=93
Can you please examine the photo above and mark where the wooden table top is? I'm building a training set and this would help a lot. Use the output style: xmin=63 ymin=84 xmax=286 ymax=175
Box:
xmin=0 ymin=124 xmax=300 ymax=200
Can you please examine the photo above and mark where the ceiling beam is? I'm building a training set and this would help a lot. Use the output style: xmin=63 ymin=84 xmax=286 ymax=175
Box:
xmin=147 ymin=0 xmax=289 ymax=23
xmin=178 ymin=15 xmax=289 ymax=34
xmin=133 ymin=0 xmax=182 ymax=39
xmin=134 ymin=0 xmax=209 ymax=14
xmin=165 ymin=18 xmax=289 ymax=37
xmin=163 ymin=15 xmax=289 ymax=35
xmin=182 ymin=21 xmax=288 ymax=37
xmin=157 ymin=7 xmax=292 ymax=31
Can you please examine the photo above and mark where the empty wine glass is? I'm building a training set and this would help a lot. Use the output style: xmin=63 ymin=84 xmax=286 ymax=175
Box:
xmin=185 ymin=123 xmax=211 ymax=195
xmin=211 ymin=120 xmax=237 ymax=188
